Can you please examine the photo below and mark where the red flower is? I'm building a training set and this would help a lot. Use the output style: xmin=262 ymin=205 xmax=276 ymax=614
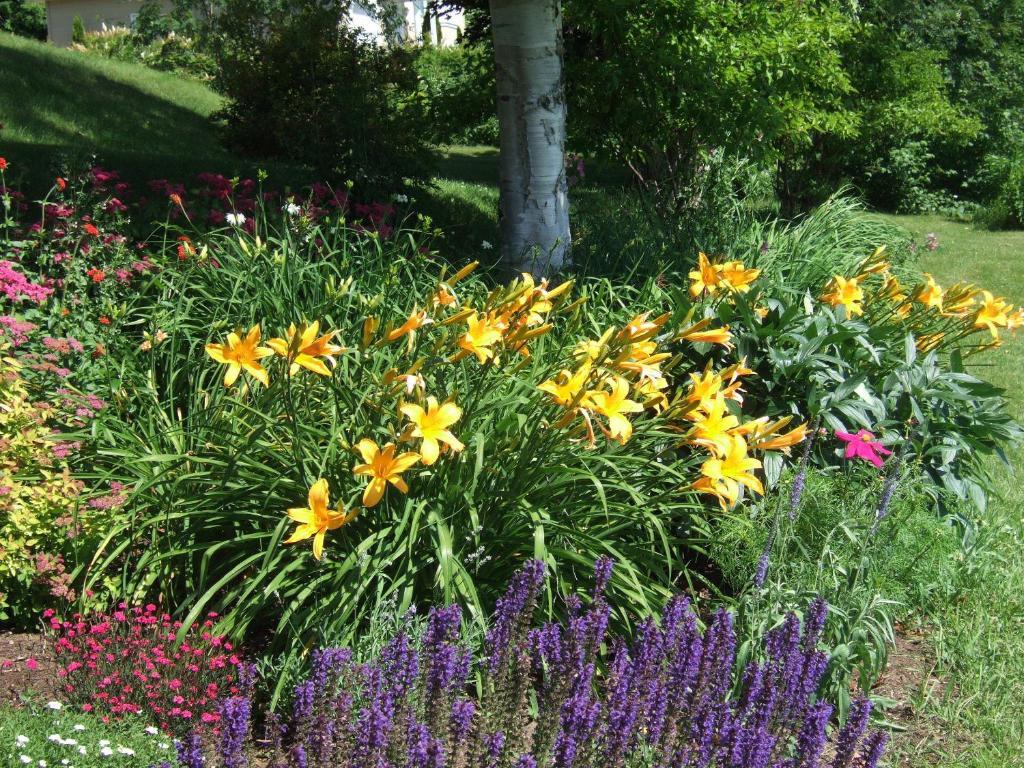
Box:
xmin=87 ymin=267 xmax=106 ymax=283
xmin=84 ymin=223 xmax=100 ymax=237
xmin=56 ymin=177 xmax=67 ymax=191
xmin=99 ymin=316 xmax=111 ymax=325
xmin=0 ymin=157 xmax=7 ymax=171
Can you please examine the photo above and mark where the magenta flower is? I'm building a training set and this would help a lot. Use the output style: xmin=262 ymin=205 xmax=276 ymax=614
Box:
xmin=835 ymin=429 xmax=893 ymax=468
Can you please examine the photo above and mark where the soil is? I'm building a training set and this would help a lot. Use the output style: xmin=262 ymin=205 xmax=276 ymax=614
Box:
xmin=0 ymin=631 xmax=60 ymax=705
xmin=871 ymin=621 xmax=963 ymax=765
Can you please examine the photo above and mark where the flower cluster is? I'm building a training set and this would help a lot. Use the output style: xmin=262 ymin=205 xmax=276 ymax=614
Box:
xmin=0 ymin=348 xmax=110 ymax=621
xmin=820 ymin=248 xmax=1023 ymax=353
xmin=180 ymin=560 xmax=885 ymax=768
xmin=48 ymin=603 xmax=246 ymax=733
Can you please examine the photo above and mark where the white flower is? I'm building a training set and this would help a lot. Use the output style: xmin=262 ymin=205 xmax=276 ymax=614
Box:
xmin=48 ymin=734 xmax=62 ymax=743
xmin=63 ymin=739 xmax=77 ymax=747
xmin=98 ymin=740 xmax=110 ymax=747
xmin=72 ymin=725 xmax=85 ymax=732
xmin=99 ymin=746 xmax=113 ymax=756
xmin=145 ymin=726 xmax=159 ymax=735
xmin=16 ymin=736 xmax=29 ymax=746
xmin=392 ymin=193 xmax=409 ymax=203
xmin=116 ymin=747 xmax=135 ymax=756
xmin=77 ymin=746 xmax=87 ymax=755
xmin=226 ymin=212 xmax=246 ymax=227
xmin=284 ymin=202 xmax=302 ymax=216
xmin=19 ymin=757 xmax=31 ymax=765
xmin=158 ymin=742 xmax=170 ymax=750
xmin=37 ymin=761 xmax=47 ymax=767
xmin=62 ymin=761 xmax=70 ymax=766
xmin=481 ymin=240 xmax=493 ymax=250
xmin=46 ymin=701 xmax=63 ymax=711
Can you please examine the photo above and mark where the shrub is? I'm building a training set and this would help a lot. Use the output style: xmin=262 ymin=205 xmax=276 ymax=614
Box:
xmin=413 ymin=43 xmax=498 ymax=146
xmin=72 ymin=15 xmax=86 ymax=44
xmin=183 ymin=560 xmax=889 ymax=768
xmin=47 ymin=603 xmax=247 ymax=733
xmin=978 ymin=148 xmax=1024 ymax=229
xmin=0 ymin=346 xmax=118 ymax=624
xmin=0 ymin=0 xmax=46 ymax=40
xmin=211 ymin=0 xmax=432 ymax=191
xmin=696 ymin=248 xmax=1024 ymax=511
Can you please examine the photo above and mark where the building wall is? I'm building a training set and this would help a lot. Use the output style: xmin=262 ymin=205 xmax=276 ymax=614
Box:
xmin=46 ymin=0 xmax=171 ymax=46
xmin=46 ymin=0 xmax=461 ymax=48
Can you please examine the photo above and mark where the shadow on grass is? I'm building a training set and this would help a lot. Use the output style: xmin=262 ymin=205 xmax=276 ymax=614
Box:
xmin=0 ymin=39 xmax=222 ymax=158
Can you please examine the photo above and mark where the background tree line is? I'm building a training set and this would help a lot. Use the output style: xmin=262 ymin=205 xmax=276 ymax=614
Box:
xmin=14 ymin=0 xmax=1023 ymax=229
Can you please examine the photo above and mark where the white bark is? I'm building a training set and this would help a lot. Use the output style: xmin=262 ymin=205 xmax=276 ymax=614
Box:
xmin=489 ymin=0 xmax=571 ymax=277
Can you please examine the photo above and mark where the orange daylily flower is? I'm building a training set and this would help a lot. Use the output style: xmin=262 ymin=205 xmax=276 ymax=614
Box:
xmin=352 ymin=439 xmax=420 ymax=508
xmin=267 ymin=321 xmax=345 ymax=376
xmin=284 ymin=479 xmax=355 ymax=560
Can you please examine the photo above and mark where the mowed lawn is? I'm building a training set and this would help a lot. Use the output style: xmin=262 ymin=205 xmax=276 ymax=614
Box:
xmin=0 ymin=32 xmax=311 ymax=191
xmin=885 ymin=215 xmax=1024 ymax=768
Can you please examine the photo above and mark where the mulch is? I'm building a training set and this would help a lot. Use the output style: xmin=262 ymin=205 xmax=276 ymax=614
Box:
xmin=0 ymin=631 xmax=61 ymax=705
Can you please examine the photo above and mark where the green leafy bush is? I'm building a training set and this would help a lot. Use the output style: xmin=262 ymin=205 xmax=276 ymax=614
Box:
xmin=210 ymin=0 xmax=431 ymax=190
xmin=0 ymin=0 xmax=45 ymax=39
xmin=413 ymin=43 xmax=497 ymax=145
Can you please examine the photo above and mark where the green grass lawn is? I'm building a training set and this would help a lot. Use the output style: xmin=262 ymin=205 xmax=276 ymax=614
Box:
xmin=885 ymin=215 xmax=1024 ymax=768
xmin=0 ymin=31 xmax=311 ymax=191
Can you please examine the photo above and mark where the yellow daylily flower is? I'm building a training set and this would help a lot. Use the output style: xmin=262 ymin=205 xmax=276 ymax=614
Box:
xmin=457 ymin=311 xmax=505 ymax=364
xmin=689 ymin=252 xmax=723 ymax=298
xmin=679 ymin=324 xmax=734 ymax=349
xmin=689 ymin=395 xmax=741 ymax=456
xmin=821 ymin=275 xmax=864 ymax=317
xmin=700 ymin=434 xmax=764 ymax=502
xmin=915 ymin=274 xmax=944 ymax=311
xmin=718 ymin=261 xmax=760 ymax=293
xmin=352 ymin=439 xmax=420 ymax=508
xmin=691 ymin=475 xmax=739 ymax=511
xmin=684 ymin=369 xmax=724 ymax=416
xmin=538 ymin=361 xmax=593 ymax=409
xmin=1006 ymin=308 xmax=1024 ymax=331
xmin=633 ymin=374 xmax=669 ymax=412
xmin=205 ymin=325 xmax=273 ymax=387
xmin=583 ymin=376 xmax=644 ymax=444
xmin=973 ymin=291 xmax=1011 ymax=339
xmin=284 ymin=479 xmax=355 ymax=560
xmin=267 ymin=321 xmax=345 ymax=376
xmin=752 ymin=421 xmax=809 ymax=453
xmin=616 ymin=312 xmax=671 ymax=344
xmin=400 ymin=396 xmax=464 ymax=465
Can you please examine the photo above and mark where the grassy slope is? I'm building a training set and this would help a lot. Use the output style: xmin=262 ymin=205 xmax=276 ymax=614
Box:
xmin=0 ymin=32 xmax=308 ymax=191
xmin=886 ymin=215 xmax=1024 ymax=768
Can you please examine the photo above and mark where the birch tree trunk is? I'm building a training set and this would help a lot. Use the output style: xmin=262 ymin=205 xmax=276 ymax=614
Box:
xmin=489 ymin=0 xmax=571 ymax=277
